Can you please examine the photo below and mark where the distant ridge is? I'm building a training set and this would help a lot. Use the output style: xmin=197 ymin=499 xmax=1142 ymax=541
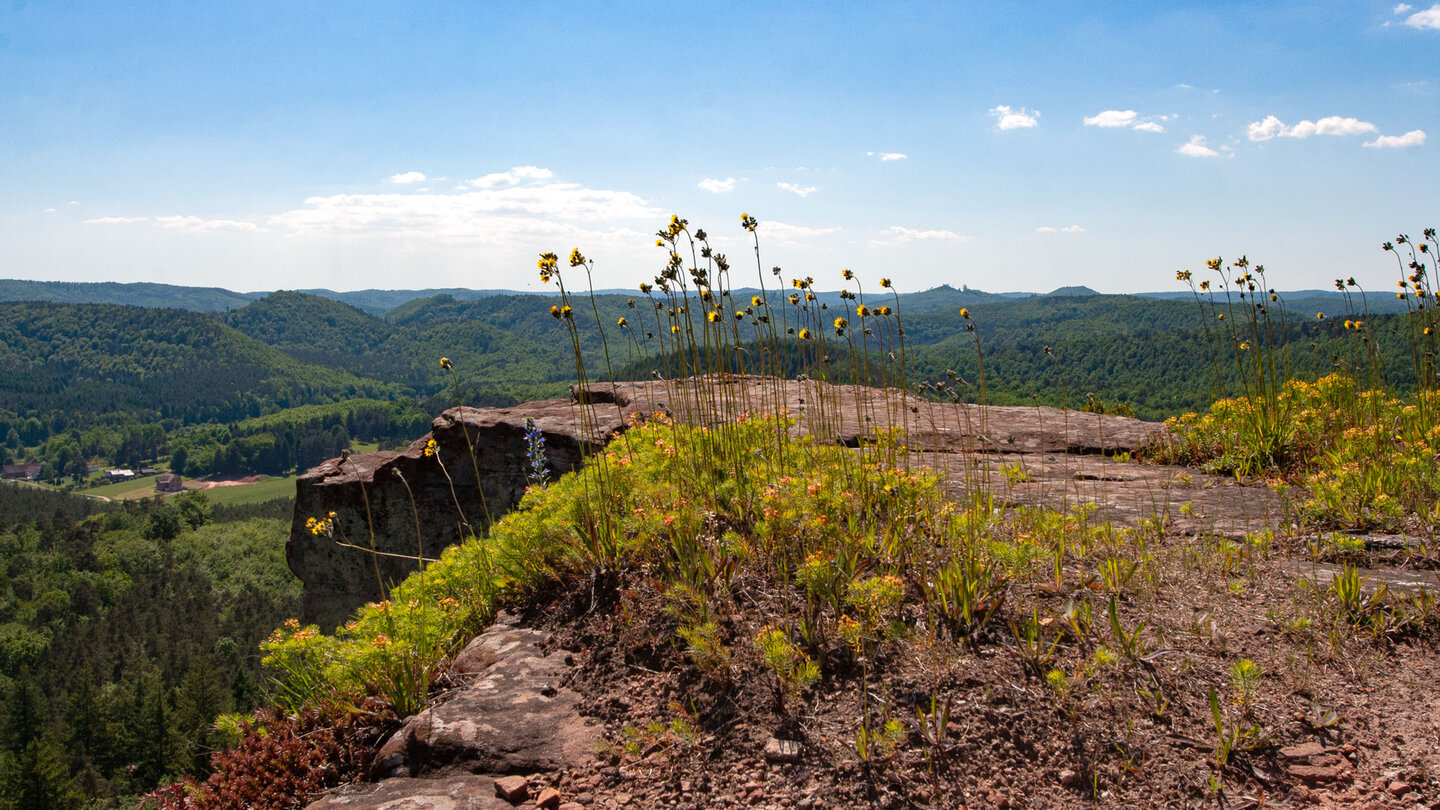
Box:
xmin=0 ymin=279 xmax=261 ymax=311
xmin=0 ymin=278 xmax=1415 ymax=317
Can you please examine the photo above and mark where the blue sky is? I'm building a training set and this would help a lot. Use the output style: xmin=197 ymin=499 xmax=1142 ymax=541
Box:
xmin=1 ymin=2 xmax=1436 ymax=294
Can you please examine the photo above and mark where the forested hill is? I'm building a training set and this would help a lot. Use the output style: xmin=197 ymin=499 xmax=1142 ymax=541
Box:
xmin=0 ymin=285 xmax=1425 ymax=434
xmin=0 ymin=279 xmax=261 ymax=311
xmin=0 ymin=301 xmax=400 ymax=423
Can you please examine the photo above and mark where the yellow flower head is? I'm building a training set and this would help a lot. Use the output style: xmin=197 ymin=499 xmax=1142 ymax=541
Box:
xmin=880 ymin=277 xmax=892 ymax=288
xmin=707 ymin=311 xmax=720 ymax=323
xmin=735 ymin=310 xmax=746 ymax=320
xmin=842 ymin=268 xmax=854 ymax=280
xmin=789 ymin=293 xmax=800 ymax=305
xmin=856 ymin=304 xmax=869 ymax=317
xmin=959 ymin=308 xmax=970 ymax=319
xmin=798 ymin=328 xmax=812 ymax=340
xmin=752 ymin=295 xmax=764 ymax=307
xmin=424 ymin=439 xmax=438 ymax=457
xmin=568 ymin=248 xmax=586 ymax=267
xmin=537 ymin=252 xmax=559 ymax=272
xmin=439 ymin=356 xmax=452 ymax=370
xmin=834 ymin=317 xmax=848 ymax=329
xmin=617 ymin=317 xmax=628 ymax=328
xmin=550 ymin=305 xmax=561 ymax=319
xmin=805 ymin=292 xmax=815 ymax=302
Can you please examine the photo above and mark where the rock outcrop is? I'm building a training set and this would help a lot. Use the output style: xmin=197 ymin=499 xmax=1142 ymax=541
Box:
xmin=288 ymin=394 xmax=622 ymax=630
xmin=289 ymin=377 xmax=1172 ymax=628
xmin=308 ymin=612 xmax=596 ymax=810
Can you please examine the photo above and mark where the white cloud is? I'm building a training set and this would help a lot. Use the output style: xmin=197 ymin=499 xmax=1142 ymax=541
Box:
xmin=1404 ymin=3 xmax=1440 ymax=28
xmin=1247 ymin=115 xmax=1378 ymax=141
xmin=1176 ymin=135 xmax=1220 ymax=158
xmin=1036 ymin=225 xmax=1085 ymax=233
xmin=698 ymin=177 xmax=736 ymax=193
xmin=1083 ymin=110 xmax=1137 ymax=128
xmin=1084 ymin=109 xmax=1166 ymax=133
xmin=270 ymin=169 xmax=659 ymax=245
xmin=761 ymin=221 xmax=843 ymax=247
xmin=1247 ymin=115 xmax=1286 ymax=141
xmin=67 ymin=201 xmax=79 ymax=205
xmin=84 ymin=215 xmax=260 ymax=232
xmin=868 ymin=225 xmax=968 ymax=247
xmin=155 ymin=215 xmax=260 ymax=233
xmin=777 ymin=182 xmax=818 ymax=197
xmin=1364 ymin=129 xmax=1428 ymax=148
xmin=1395 ymin=3 xmax=1413 ymax=12
xmin=389 ymin=171 xmax=427 ymax=184
xmin=42 ymin=207 xmax=56 ymax=213
xmin=469 ymin=165 xmax=553 ymax=189
xmin=865 ymin=151 xmax=907 ymax=161
xmin=989 ymin=105 xmax=1040 ymax=131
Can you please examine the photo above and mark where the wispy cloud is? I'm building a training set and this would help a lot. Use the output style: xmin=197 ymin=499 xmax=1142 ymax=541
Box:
xmin=1247 ymin=115 xmax=1378 ymax=141
xmin=156 ymin=216 xmax=260 ymax=233
xmin=868 ymin=225 xmax=967 ymax=247
xmin=989 ymin=105 xmax=1040 ymax=131
xmin=866 ymin=151 xmax=908 ymax=161
xmin=389 ymin=171 xmax=427 ymax=184
xmin=1083 ymin=109 xmax=1166 ymax=133
xmin=83 ymin=215 xmax=261 ymax=232
xmin=1036 ymin=225 xmax=1085 ymax=233
xmin=1401 ymin=3 xmax=1440 ymax=28
xmin=698 ymin=177 xmax=736 ymax=193
xmin=76 ymin=168 xmax=662 ymax=256
xmin=761 ymin=221 xmax=842 ymax=247
xmin=469 ymin=165 xmax=553 ymax=189
xmin=84 ymin=216 xmax=151 ymax=225
xmin=1176 ymin=135 xmax=1219 ymax=158
xmin=1364 ymin=129 xmax=1427 ymax=148
xmin=1083 ymin=110 xmax=1137 ymax=128
xmin=777 ymin=182 xmax=818 ymax=197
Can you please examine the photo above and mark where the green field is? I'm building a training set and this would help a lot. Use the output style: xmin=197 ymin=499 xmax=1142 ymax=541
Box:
xmin=200 ymin=475 xmax=297 ymax=506
xmin=83 ymin=475 xmax=169 ymax=501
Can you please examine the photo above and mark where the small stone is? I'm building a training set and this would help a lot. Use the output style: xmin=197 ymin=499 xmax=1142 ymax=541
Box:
xmin=495 ymin=775 xmax=531 ymax=804
xmin=1388 ymin=782 xmax=1412 ymax=797
xmin=1288 ymin=764 xmax=1350 ymax=785
xmin=1280 ymin=742 xmax=1330 ymax=761
xmin=1059 ymin=769 xmax=1080 ymax=787
xmin=614 ymin=793 xmax=633 ymax=807
xmin=559 ymin=805 xmax=586 ymax=810
xmin=764 ymin=737 xmax=803 ymax=763
xmin=537 ymin=787 xmax=563 ymax=809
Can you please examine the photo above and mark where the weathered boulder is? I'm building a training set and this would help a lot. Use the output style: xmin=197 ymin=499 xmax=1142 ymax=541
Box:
xmin=369 ymin=612 xmax=598 ymax=779
xmin=288 ymin=377 xmax=1170 ymax=628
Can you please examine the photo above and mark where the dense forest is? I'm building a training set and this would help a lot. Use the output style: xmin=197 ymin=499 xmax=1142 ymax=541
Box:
xmin=0 ymin=485 xmax=299 ymax=807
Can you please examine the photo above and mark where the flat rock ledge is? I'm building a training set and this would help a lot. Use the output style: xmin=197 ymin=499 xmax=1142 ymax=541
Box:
xmin=308 ymin=612 xmax=597 ymax=810
xmin=290 ymin=376 xmax=1172 ymax=628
